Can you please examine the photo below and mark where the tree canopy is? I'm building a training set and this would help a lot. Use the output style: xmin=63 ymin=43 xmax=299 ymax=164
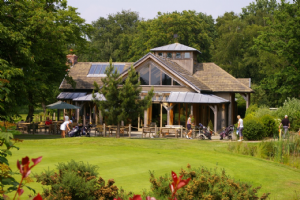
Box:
xmin=0 ymin=0 xmax=92 ymax=121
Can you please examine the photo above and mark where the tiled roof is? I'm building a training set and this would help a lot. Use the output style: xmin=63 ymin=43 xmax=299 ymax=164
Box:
xmin=168 ymin=92 xmax=229 ymax=103
xmin=193 ymin=63 xmax=253 ymax=93
xmin=59 ymin=62 xmax=133 ymax=90
xmin=237 ymin=78 xmax=251 ymax=88
xmin=150 ymin=43 xmax=201 ymax=53
xmin=153 ymin=55 xmax=211 ymax=92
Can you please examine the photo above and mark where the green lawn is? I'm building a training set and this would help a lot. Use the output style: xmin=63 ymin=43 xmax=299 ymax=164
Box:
xmin=7 ymin=136 xmax=300 ymax=199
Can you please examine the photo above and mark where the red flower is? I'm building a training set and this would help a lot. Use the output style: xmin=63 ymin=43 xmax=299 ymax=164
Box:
xmin=113 ymin=198 xmax=122 ymax=200
xmin=17 ymin=156 xmax=42 ymax=178
xmin=17 ymin=188 xmax=24 ymax=196
xmin=32 ymin=157 xmax=42 ymax=166
xmin=129 ymin=195 xmax=142 ymax=200
xmin=33 ymin=193 xmax=43 ymax=200
xmin=169 ymin=171 xmax=190 ymax=200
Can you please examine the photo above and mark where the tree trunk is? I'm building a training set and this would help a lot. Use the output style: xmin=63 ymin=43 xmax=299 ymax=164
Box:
xmin=116 ymin=122 xmax=120 ymax=138
xmin=42 ymin=101 xmax=46 ymax=121
xmin=26 ymin=93 xmax=35 ymax=122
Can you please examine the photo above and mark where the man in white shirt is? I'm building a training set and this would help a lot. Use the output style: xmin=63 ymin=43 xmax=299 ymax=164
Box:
xmin=60 ymin=120 xmax=72 ymax=138
xmin=237 ymin=115 xmax=244 ymax=141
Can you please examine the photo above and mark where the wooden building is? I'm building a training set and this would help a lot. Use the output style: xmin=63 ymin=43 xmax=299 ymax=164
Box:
xmin=59 ymin=43 xmax=252 ymax=132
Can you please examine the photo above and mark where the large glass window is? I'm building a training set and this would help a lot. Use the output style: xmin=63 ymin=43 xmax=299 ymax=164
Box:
xmin=175 ymin=53 xmax=181 ymax=58
xmin=162 ymin=73 xmax=172 ymax=85
xmin=173 ymin=80 xmax=180 ymax=85
xmin=151 ymin=66 xmax=161 ymax=85
xmin=184 ymin=52 xmax=190 ymax=58
xmin=139 ymin=65 xmax=150 ymax=85
xmin=167 ymin=53 xmax=172 ymax=58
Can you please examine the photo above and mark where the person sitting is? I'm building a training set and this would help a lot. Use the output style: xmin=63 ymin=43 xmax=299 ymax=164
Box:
xmin=45 ymin=117 xmax=52 ymax=125
xmin=45 ymin=117 xmax=53 ymax=133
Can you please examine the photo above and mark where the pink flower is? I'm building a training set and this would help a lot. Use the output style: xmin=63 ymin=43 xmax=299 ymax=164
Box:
xmin=17 ymin=156 xmax=42 ymax=178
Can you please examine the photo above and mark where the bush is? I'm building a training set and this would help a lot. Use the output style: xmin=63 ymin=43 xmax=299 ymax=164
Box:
xmin=207 ymin=120 xmax=213 ymax=131
xmin=259 ymin=115 xmax=278 ymax=137
xmin=35 ymin=160 xmax=119 ymax=200
xmin=245 ymin=104 xmax=258 ymax=117
xmin=146 ymin=165 xmax=270 ymax=200
xmin=243 ymin=119 xmax=264 ymax=140
xmin=276 ymin=98 xmax=300 ymax=131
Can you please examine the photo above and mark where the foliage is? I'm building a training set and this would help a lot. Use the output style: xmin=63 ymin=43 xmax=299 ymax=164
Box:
xmin=93 ymin=60 xmax=154 ymax=137
xmin=213 ymin=0 xmax=279 ymax=84
xmin=207 ymin=120 xmax=213 ymax=131
xmin=254 ymin=0 xmax=300 ymax=106
xmin=81 ymin=10 xmax=139 ymax=62
xmin=243 ymin=118 xmax=264 ymax=140
xmin=146 ymin=164 xmax=269 ymax=200
xmin=276 ymin=98 xmax=300 ymax=131
xmin=128 ymin=11 xmax=216 ymax=62
xmin=245 ymin=104 xmax=259 ymax=117
xmin=35 ymin=160 xmax=119 ymax=200
xmin=228 ymin=134 xmax=300 ymax=168
xmin=259 ymin=114 xmax=277 ymax=137
xmin=0 ymin=0 xmax=92 ymax=121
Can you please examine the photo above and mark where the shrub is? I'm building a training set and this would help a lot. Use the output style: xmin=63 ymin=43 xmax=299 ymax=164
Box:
xmin=276 ymin=98 xmax=300 ymax=131
xmin=243 ymin=119 xmax=264 ymax=140
xmin=259 ymin=115 xmax=278 ymax=137
xmin=207 ymin=120 xmax=213 ymax=131
xmin=147 ymin=165 xmax=270 ymax=200
xmin=35 ymin=160 xmax=119 ymax=200
xmin=245 ymin=104 xmax=258 ymax=117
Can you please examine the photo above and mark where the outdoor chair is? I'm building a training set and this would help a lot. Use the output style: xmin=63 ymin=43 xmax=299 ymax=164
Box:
xmin=38 ymin=122 xmax=46 ymax=133
xmin=16 ymin=123 xmax=27 ymax=134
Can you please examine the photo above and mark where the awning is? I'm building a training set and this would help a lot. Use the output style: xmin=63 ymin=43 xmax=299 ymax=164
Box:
xmin=167 ymin=92 xmax=229 ymax=104
xmin=57 ymin=92 xmax=87 ymax=100
xmin=72 ymin=93 xmax=106 ymax=101
xmin=47 ymin=101 xmax=80 ymax=109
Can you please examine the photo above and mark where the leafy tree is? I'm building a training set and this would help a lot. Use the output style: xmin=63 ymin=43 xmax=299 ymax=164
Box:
xmin=254 ymin=0 xmax=300 ymax=106
xmin=80 ymin=10 xmax=139 ymax=62
xmin=128 ymin=10 xmax=216 ymax=62
xmin=213 ymin=0 xmax=279 ymax=84
xmin=0 ymin=0 xmax=92 ymax=121
xmin=93 ymin=60 xmax=154 ymax=138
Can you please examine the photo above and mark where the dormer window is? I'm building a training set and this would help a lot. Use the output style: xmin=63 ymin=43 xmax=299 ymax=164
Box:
xmin=184 ymin=52 xmax=190 ymax=58
xmin=175 ymin=53 xmax=181 ymax=59
xmin=167 ymin=53 xmax=172 ymax=58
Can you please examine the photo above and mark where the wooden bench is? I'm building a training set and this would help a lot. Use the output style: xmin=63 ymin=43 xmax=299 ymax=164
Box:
xmin=142 ymin=126 xmax=156 ymax=138
xmin=161 ymin=125 xmax=183 ymax=138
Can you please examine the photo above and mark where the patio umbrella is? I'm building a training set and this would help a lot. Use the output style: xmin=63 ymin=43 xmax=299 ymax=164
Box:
xmin=46 ymin=101 xmax=80 ymax=109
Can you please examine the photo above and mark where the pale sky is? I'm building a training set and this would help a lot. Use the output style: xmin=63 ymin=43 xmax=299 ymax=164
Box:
xmin=67 ymin=0 xmax=291 ymax=24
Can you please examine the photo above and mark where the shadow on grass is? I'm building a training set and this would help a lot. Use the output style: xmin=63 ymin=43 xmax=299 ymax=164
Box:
xmin=14 ymin=134 xmax=62 ymax=140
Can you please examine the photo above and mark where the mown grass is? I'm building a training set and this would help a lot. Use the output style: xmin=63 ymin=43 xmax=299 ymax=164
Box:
xmin=7 ymin=136 xmax=300 ymax=199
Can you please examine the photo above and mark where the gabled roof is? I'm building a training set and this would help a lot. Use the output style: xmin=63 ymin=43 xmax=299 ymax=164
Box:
xmin=121 ymin=53 xmax=211 ymax=92
xmin=237 ymin=78 xmax=251 ymax=88
xmin=150 ymin=43 xmax=201 ymax=54
xmin=193 ymin=63 xmax=253 ymax=93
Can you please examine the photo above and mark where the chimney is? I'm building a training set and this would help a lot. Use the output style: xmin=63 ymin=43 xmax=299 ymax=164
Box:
xmin=66 ymin=54 xmax=78 ymax=66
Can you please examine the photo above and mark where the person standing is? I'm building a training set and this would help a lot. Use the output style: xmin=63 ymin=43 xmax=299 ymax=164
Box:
xmin=186 ymin=114 xmax=193 ymax=139
xmin=279 ymin=115 xmax=290 ymax=138
xmin=71 ymin=113 xmax=76 ymax=122
xmin=64 ymin=113 xmax=69 ymax=122
xmin=60 ymin=120 xmax=72 ymax=138
xmin=237 ymin=115 xmax=244 ymax=141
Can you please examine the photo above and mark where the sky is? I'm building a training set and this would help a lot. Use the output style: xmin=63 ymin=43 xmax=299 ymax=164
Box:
xmin=67 ymin=0 xmax=291 ymax=24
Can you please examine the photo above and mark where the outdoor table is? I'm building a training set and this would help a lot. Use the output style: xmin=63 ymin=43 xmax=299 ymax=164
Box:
xmin=18 ymin=123 xmax=30 ymax=134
